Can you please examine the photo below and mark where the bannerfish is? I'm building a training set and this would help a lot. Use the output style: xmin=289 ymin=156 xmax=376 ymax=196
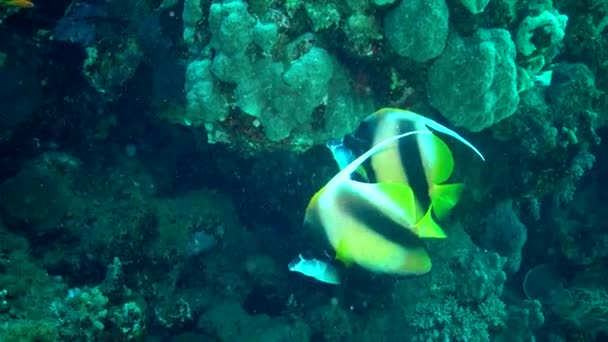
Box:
xmin=345 ymin=108 xmax=484 ymax=220
xmin=305 ymin=130 xmax=445 ymax=276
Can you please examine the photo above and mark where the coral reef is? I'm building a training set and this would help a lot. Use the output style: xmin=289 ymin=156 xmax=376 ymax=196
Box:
xmin=428 ymin=28 xmax=519 ymax=132
xmin=383 ymin=0 xmax=449 ymax=63
xmin=0 ymin=0 xmax=607 ymax=340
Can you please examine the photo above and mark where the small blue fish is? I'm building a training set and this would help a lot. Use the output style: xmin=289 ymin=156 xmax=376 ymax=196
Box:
xmin=326 ymin=138 xmax=355 ymax=170
xmin=288 ymin=254 xmax=340 ymax=285
xmin=326 ymin=138 xmax=369 ymax=182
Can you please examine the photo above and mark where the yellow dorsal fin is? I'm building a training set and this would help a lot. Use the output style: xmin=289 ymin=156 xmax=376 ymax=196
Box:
xmin=430 ymin=183 xmax=465 ymax=219
xmin=414 ymin=206 xmax=447 ymax=239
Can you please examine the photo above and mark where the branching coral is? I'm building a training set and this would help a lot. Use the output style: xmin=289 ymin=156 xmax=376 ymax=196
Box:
xmin=408 ymin=295 xmax=507 ymax=342
xmin=553 ymin=287 xmax=608 ymax=336
xmin=515 ymin=10 xmax=568 ymax=57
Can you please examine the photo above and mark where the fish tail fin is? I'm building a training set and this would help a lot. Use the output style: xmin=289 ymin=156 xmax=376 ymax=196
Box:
xmin=429 ymin=183 xmax=465 ymax=219
xmin=415 ymin=206 xmax=447 ymax=239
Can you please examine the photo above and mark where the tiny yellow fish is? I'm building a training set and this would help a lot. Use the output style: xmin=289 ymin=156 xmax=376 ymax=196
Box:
xmin=0 ymin=0 xmax=35 ymax=8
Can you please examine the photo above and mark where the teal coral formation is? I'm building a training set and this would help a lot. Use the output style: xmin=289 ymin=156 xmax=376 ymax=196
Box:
xmin=176 ymin=0 xmax=583 ymax=153
xmin=386 ymin=225 xmax=539 ymax=342
xmin=477 ymin=200 xmax=528 ymax=274
xmin=428 ymin=28 xmax=519 ymax=132
xmin=458 ymin=0 xmax=490 ymax=14
xmin=199 ymin=300 xmax=310 ymax=341
xmin=383 ymin=0 xmax=450 ymax=63
xmin=409 ymin=295 xmax=505 ymax=342
xmin=183 ymin=0 xmax=374 ymax=148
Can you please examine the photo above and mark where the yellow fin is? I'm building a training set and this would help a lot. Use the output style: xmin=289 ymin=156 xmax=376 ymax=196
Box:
xmin=430 ymin=183 xmax=464 ymax=219
xmin=414 ymin=206 xmax=447 ymax=239
xmin=419 ymin=133 xmax=455 ymax=185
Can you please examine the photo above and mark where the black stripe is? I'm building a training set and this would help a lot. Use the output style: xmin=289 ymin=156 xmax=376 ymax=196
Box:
xmin=338 ymin=187 xmax=427 ymax=251
xmin=344 ymin=122 xmax=378 ymax=182
xmin=398 ymin=120 xmax=431 ymax=210
xmin=304 ymin=206 xmax=334 ymax=253
xmin=345 ymin=115 xmax=433 ymax=212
